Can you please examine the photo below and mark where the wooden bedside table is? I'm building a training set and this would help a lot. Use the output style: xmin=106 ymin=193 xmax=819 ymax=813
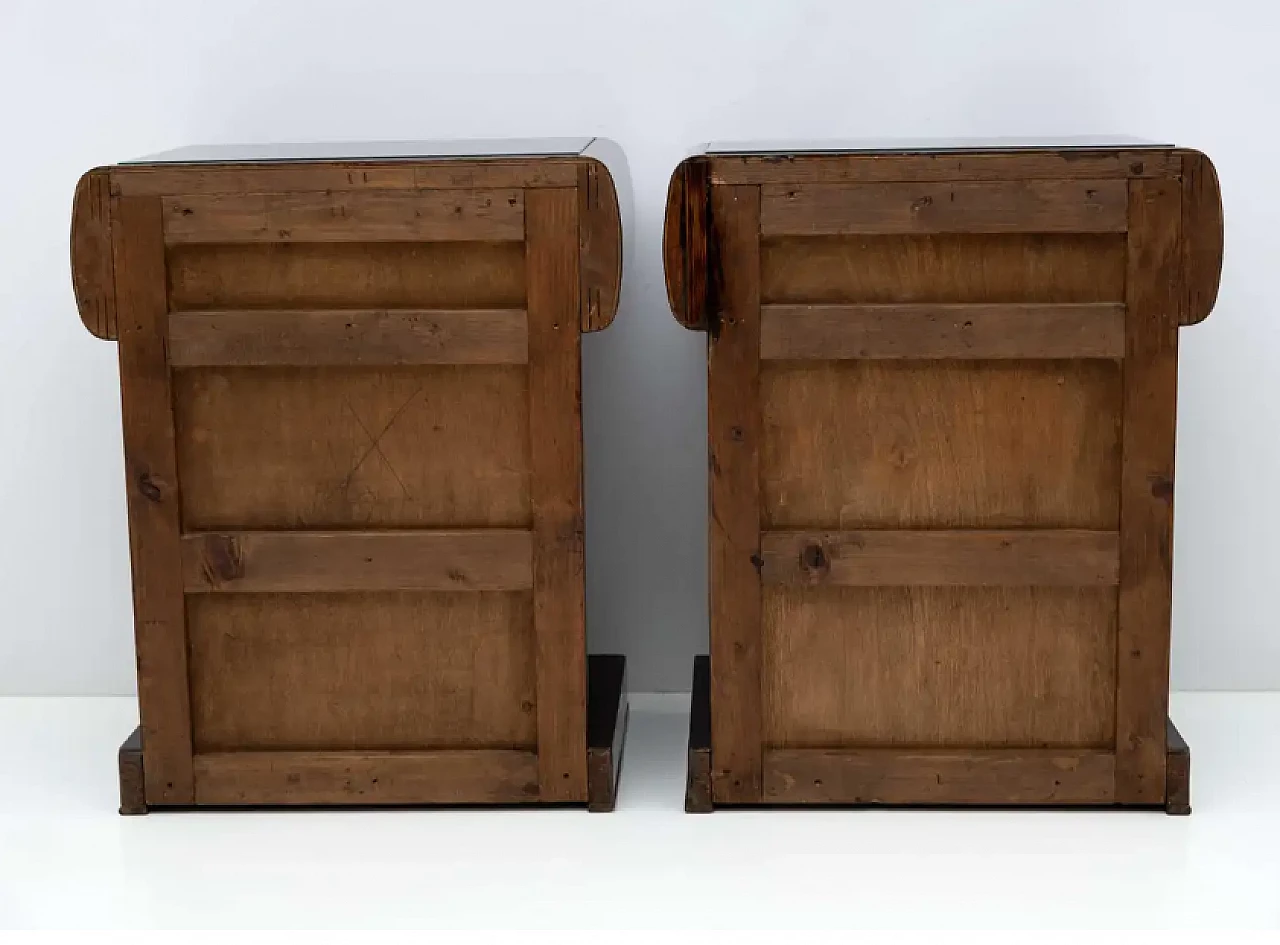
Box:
xmin=664 ymin=138 xmax=1221 ymax=814
xmin=72 ymin=138 xmax=630 ymax=813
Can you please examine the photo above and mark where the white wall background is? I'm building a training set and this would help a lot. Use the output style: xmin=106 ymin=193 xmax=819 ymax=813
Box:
xmin=1 ymin=0 xmax=1276 ymax=695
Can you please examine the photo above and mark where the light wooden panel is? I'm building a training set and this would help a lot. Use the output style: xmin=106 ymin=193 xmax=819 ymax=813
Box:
xmin=182 ymin=530 xmax=532 ymax=593
xmin=761 ymin=360 xmax=1122 ymax=530
xmin=174 ymin=365 xmax=530 ymax=531
xmin=162 ymin=190 xmax=524 ymax=244
xmin=1115 ymin=178 xmax=1182 ymax=804
xmin=760 ymin=530 xmax=1119 ymax=587
xmin=168 ymin=309 xmax=527 ymax=367
xmin=760 ymin=181 xmax=1127 ymax=236
xmin=168 ymin=241 xmax=525 ymax=311
xmin=761 ymin=233 xmax=1126 ymax=305
xmin=763 ymin=586 xmax=1117 ymax=749
xmin=760 ymin=303 xmax=1125 ymax=360
xmin=763 ymin=748 xmax=1116 ymax=805
xmin=187 ymin=591 xmax=535 ymax=752
xmin=193 ymin=750 xmax=540 ymax=805
xmin=111 ymin=196 xmax=194 ymax=805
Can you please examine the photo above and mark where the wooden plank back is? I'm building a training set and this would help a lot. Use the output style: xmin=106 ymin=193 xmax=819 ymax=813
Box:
xmin=665 ymin=144 xmax=1223 ymax=810
xmin=72 ymin=145 xmax=625 ymax=808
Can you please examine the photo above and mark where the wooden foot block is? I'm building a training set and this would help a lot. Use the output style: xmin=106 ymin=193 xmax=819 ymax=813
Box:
xmin=118 ymin=726 xmax=148 ymax=816
xmin=685 ymin=655 xmax=713 ymax=813
xmin=1165 ymin=717 xmax=1191 ymax=816
xmin=586 ymin=654 xmax=628 ymax=812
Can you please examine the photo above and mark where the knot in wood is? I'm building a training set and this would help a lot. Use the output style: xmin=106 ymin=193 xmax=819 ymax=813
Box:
xmin=202 ymin=534 xmax=244 ymax=585
xmin=136 ymin=473 xmax=164 ymax=503
xmin=800 ymin=543 xmax=829 ymax=575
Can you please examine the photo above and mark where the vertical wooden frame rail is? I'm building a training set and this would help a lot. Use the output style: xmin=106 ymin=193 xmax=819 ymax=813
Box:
xmin=666 ymin=142 xmax=1223 ymax=814
xmin=1115 ymin=178 xmax=1181 ymax=804
xmin=527 ymin=187 xmax=589 ymax=801
xmin=707 ymin=185 xmax=763 ymax=803
xmin=73 ymin=139 xmax=629 ymax=813
xmin=113 ymin=195 xmax=195 ymax=805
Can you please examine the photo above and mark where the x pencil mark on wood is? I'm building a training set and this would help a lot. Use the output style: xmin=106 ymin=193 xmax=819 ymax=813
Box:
xmin=339 ymin=387 xmax=422 ymax=499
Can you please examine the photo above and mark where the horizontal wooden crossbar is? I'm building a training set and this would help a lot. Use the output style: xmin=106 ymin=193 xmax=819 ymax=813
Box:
xmin=161 ymin=189 xmax=524 ymax=243
xmin=191 ymin=750 xmax=540 ymax=805
xmin=707 ymin=150 xmax=1180 ymax=185
xmin=759 ymin=530 xmax=1120 ymax=586
xmin=760 ymin=180 xmax=1128 ymax=236
xmin=763 ymin=748 xmax=1116 ymax=805
xmin=181 ymin=529 xmax=533 ymax=593
xmin=112 ymin=161 xmax=580 ymax=196
xmin=759 ymin=303 xmax=1126 ymax=360
xmin=168 ymin=308 xmax=528 ymax=366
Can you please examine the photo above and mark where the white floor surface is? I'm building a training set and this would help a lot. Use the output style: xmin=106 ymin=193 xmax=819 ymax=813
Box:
xmin=1 ymin=692 xmax=1277 ymax=929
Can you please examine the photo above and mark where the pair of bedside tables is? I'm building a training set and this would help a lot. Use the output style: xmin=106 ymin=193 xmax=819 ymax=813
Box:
xmin=70 ymin=137 xmax=1222 ymax=815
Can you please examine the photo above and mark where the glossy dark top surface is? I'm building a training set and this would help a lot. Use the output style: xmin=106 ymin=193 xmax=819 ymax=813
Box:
xmin=704 ymin=136 xmax=1171 ymax=156
xmin=125 ymin=137 xmax=598 ymax=165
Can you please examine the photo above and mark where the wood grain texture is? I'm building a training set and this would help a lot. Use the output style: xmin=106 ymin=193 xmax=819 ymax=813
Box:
xmin=707 ymin=185 xmax=764 ymax=803
xmin=86 ymin=149 xmax=623 ymax=809
xmin=192 ymin=750 xmax=541 ymax=805
xmin=578 ymin=159 xmax=622 ymax=331
xmin=174 ymin=365 xmax=530 ymax=531
xmin=760 ymin=303 xmax=1125 ymax=360
xmin=1179 ymin=150 xmax=1224 ymax=326
xmin=111 ymin=160 xmax=579 ymax=196
xmin=525 ymin=188 xmax=588 ymax=801
xmin=168 ymin=241 xmax=525 ymax=311
xmin=764 ymin=586 xmax=1117 ymax=749
xmin=677 ymin=145 xmax=1202 ymax=809
xmin=759 ymin=529 xmax=1120 ymax=587
xmin=188 ymin=591 xmax=535 ymax=751
xmin=70 ymin=168 xmax=117 ymax=340
xmin=662 ymin=159 xmax=710 ymax=330
xmin=182 ymin=529 xmax=533 ymax=593
xmin=1115 ymin=178 xmax=1181 ymax=804
xmin=162 ymin=190 xmax=523 ymax=244
xmin=762 ymin=233 xmax=1126 ymax=305
xmin=709 ymin=149 xmax=1180 ymax=185
xmin=763 ymin=748 xmax=1116 ymax=805
xmin=112 ymin=195 xmax=194 ymax=805
xmin=761 ymin=360 xmax=1122 ymax=530
xmin=761 ymin=181 xmax=1127 ymax=236
xmin=168 ymin=308 xmax=528 ymax=367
